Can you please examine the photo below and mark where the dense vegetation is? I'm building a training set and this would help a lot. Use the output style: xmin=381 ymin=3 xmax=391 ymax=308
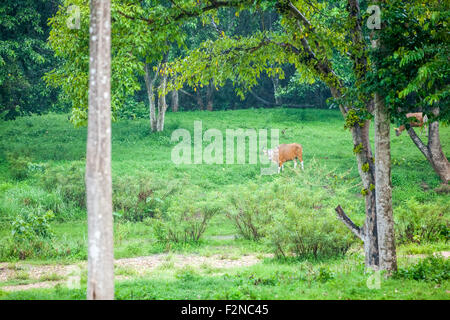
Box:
xmin=0 ymin=0 xmax=448 ymax=300
xmin=0 ymin=109 xmax=448 ymax=298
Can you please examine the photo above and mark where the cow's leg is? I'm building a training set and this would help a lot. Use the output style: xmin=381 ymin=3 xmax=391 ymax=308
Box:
xmin=301 ymin=161 xmax=304 ymax=170
xmin=277 ymin=166 xmax=281 ymax=174
xmin=294 ymin=159 xmax=297 ymax=169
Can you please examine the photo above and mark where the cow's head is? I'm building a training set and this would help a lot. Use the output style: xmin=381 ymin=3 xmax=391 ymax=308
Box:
xmin=262 ymin=148 xmax=277 ymax=162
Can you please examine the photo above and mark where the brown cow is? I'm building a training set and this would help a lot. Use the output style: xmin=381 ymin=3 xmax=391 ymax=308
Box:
xmin=263 ymin=143 xmax=303 ymax=173
xmin=395 ymin=112 xmax=428 ymax=136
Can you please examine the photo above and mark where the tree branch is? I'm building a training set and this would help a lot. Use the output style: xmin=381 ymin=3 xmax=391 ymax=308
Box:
xmin=335 ymin=205 xmax=363 ymax=240
xmin=407 ymin=127 xmax=432 ymax=161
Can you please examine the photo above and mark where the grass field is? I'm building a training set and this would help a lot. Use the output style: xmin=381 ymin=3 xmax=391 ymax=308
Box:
xmin=0 ymin=108 xmax=448 ymax=299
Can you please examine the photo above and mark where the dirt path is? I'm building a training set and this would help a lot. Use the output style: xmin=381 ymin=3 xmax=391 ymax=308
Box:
xmin=1 ymin=251 xmax=448 ymax=293
xmin=0 ymin=252 xmax=266 ymax=292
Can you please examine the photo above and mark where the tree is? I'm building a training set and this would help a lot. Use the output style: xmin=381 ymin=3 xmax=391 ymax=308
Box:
xmin=0 ymin=0 xmax=61 ymax=120
xmin=46 ymin=0 xmax=183 ymax=129
xmin=366 ymin=0 xmax=449 ymax=184
xmin=163 ymin=0 xmax=381 ymax=270
xmin=86 ymin=0 xmax=114 ymax=300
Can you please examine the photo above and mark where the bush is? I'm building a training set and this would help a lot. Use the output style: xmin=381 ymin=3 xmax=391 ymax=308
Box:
xmin=153 ymin=189 xmax=224 ymax=243
xmin=40 ymin=163 xmax=86 ymax=209
xmin=115 ymin=98 xmax=148 ymax=120
xmin=395 ymin=199 xmax=449 ymax=244
xmin=227 ymin=177 xmax=355 ymax=258
xmin=0 ymin=209 xmax=55 ymax=260
xmin=6 ymin=153 xmax=31 ymax=180
xmin=0 ymin=209 xmax=86 ymax=260
xmin=11 ymin=209 xmax=55 ymax=242
xmin=225 ymin=183 xmax=275 ymax=240
xmin=113 ymin=174 xmax=178 ymax=222
xmin=266 ymin=190 xmax=354 ymax=258
xmin=394 ymin=255 xmax=450 ymax=283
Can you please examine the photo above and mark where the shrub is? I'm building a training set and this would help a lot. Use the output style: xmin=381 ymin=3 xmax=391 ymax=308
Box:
xmin=115 ymin=98 xmax=148 ymax=120
xmin=395 ymin=199 xmax=449 ymax=244
xmin=113 ymin=174 xmax=178 ymax=222
xmin=11 ymin=209 xmax=55 ymax=242
xmin=6 ymin=153 xmax=31 ymax=180
xmin=225 ymin=183 xmax=275 ymax=240
xmin=153 ymin=189 xmax=224 ymax=243
xmin=227 ymin=177 xmax=355 ymax=258
xmin=40 ymin=163 xmax=86 ymax=209
xmin=266 ymin=191 xmax=354 ymax=258
xmin=0 ymin=209 xmax=55 ymax=260
xmin=394 ymin=255 xmax=450 ymax=283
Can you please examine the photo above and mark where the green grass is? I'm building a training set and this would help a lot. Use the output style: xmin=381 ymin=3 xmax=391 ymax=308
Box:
xmin=0 ymin=255 xmax=448 ymax=300
xmin=0 ymin=108 xmax=449 ymax=299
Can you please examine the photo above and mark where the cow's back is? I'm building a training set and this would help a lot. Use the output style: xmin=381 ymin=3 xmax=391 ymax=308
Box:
xmin=278 ymin=143 xmax=302 ymax=160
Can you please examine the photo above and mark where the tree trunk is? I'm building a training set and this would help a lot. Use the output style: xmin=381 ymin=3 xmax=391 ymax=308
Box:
xmin=206 ymin=81 xmax=214 ymax=111
xmin=408 ymin=121 xmax=450 ymax=184
xmin=157 ymin=71 xmax=168 ymax=131
xmin=352 ymin=121 xmax=379 ymax=268
xmin=272 ymin=75 xmax=281 ymax=105
xmin=144 ymin=63 xmax=158 ymax=132
xmin=408 ymin=107 xmax=450 ymax=184
xmin=171 ymin=88 xmax=179 ymax=112
xmin=334 ymin=112 xmax=379 ymax=270
xmin=86 ymin=0 xmax=114 ymax=300
xmin=427 ymin=119 xmax=450 ymax=183
xmin=374 ymin=93 xmax=397 ymax=273
xmin=196 ymin=87 xmax=204 ymax=110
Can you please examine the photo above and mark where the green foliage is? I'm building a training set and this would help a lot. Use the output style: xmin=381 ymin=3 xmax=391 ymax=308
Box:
xmin=116 ymin=98 xmax=148 ymax=120
xmin=344 ymin=109 xmax=366 ymax=130
xmin=225 ymin=183 xmax=274 ymax=241
xmin=265 ymin=185 xmax=355 ymax=258
xmin=394 ymin=255 xmax=450 ymax=283
xmin=226 ymin=177 xmax=355 ymax=258
xmin=366 ymin=0 xmax=450 ymax=123
xmin=0 ymin=0 xmax=62 ymax=120
xmin=11 ymin=209 xmax=55 ymax=242
xmin=113 ymin=174 xmax=178 ymax=222
xmin=395 ymin=199 xmax=449 ymax=244
xmin=153 ymin=188 xmax=224 ymax=243
xmin=5 ymin=154 xmax=31 ymax=180
xmin=0 ymin=209 xmax=55 ymax=260
xmin=40 ymin=163 xmax=86 ymax=209
xmin=45 ymin=0 xmax=185 ymax=126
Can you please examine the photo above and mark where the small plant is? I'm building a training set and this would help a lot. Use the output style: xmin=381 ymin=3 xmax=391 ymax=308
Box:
xmin=395 ymin=199 xmax=449 ymax=244
xmin=40 ymin=163 xmax=86 ymax=209
xmin=225 ymin=183 xmax=274 ymax=241
xmin=153 ymin=189 xmax=223 ymax=243
xmin=6 ymin=153 xmax=31 ymax=180
xmin=394 ymin=255 xmax=450 ymax=283
xmin=11 ymin=209 xmax=55 ymax=242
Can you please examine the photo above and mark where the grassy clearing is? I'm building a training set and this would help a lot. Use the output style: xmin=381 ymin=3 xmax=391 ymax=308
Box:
xmin=0 ymin=108 xmax=448 ymax=299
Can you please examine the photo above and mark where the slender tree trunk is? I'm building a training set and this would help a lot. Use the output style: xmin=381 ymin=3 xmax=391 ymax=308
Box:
xmin=334 ymin=109 xmax=379 ymax=269
xmin=144 ymin=63 xmax=158 ymax=131
xmin=171 ymin=88 xmax=179 ymax=112
xmin=408 ymin=107 xmax=450 ymax=183
xmin=374 ymin=93 xmax=397 ymax=273
xmin=206 ymin=81 xmax=214 ymax=111
xmin=86 ymin=0 xmax=114 ymax=300
xmin=157 ymin=71 xmax=168 ymax=131
xmin=272 ymin=75 xmax=281 ymax=105
xmin=196 ymin=87 xmax=204 ymax=110
xmin=427 ymin=120 xmax=450 ymax=183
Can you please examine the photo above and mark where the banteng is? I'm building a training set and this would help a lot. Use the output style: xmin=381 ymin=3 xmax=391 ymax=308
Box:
xmin=263 ymin=143 xmax=303 ymax=174
xmin=394 ymin=112 xmax=428 ymax=136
